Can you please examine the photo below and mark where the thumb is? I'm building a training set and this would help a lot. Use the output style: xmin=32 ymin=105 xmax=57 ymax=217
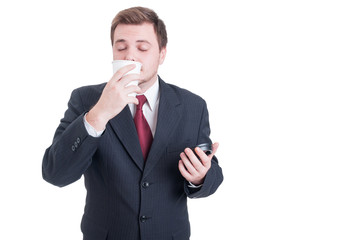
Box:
xmin=209 ymin=142 xmax=219 ymax=159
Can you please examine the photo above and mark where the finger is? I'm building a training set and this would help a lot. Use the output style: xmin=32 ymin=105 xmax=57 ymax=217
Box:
xmin=180 ymin=152 xmax=198 ymax=175
xmin=178 ymin=160 xmax=192 ymax=180
xmin=117 ymin=73 xmax=141 ymax=87
xmin=110 ymin=64 xmax=136 ymax=83
xmin=185 ymin=148 xmax=203 ymax=171
xmin=126 ymin=95 xmax=139 ymax=105
xmin=124 ymin=85 xmax=142 ymax=95
xmin=194 ymin=147 xmax=211 ymax=168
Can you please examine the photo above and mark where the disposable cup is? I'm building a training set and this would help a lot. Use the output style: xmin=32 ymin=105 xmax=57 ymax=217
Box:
xmin=112 ymin=60 xmax=142 ymax=97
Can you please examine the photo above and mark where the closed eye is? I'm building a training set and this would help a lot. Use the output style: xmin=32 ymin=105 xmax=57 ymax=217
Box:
xmin=138 ymin=45 xmax=150 ymax=52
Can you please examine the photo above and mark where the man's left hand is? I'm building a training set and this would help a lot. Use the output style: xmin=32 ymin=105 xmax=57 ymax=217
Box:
xmin=178 ymin=142 xmax=219 ymax=186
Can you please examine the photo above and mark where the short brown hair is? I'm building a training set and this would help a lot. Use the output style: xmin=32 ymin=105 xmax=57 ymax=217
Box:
xmin=111 ymin=7 xmax=167 ymax=50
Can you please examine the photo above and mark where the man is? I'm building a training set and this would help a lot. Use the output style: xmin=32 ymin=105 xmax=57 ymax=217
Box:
xmin=42 ymin=6 xmax=223 ymax=240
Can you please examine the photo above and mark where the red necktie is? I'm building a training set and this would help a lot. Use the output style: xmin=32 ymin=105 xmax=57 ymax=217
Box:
xmin=134 ymin=95 xmax=153 ymax=160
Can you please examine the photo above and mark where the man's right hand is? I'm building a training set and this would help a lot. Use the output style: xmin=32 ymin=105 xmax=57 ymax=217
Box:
xmin=86 ymin=64 xmax=142 ymax=131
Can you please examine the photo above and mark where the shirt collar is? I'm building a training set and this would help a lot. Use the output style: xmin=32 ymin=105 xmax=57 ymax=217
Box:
xmin=140 ymin=77 xmax=159 ymax=112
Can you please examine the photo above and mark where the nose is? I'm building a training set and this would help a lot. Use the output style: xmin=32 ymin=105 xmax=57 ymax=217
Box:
xmin=125 ymin=49 xmax=136 ymax=61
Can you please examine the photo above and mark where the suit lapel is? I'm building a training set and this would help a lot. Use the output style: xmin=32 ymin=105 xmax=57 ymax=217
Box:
xmin=109 ymin=106 xmax=144 ymax=171
xmin=144 ymin=79 xmax=182 ymax=177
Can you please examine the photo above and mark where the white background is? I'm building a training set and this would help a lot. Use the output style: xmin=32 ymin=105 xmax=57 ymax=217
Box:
xmin=1 ymin=0 xmax=360 ymax=239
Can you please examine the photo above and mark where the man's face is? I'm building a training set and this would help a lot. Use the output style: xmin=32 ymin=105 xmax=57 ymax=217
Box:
xmin=112 ymin=22 xmax=166 ymax=89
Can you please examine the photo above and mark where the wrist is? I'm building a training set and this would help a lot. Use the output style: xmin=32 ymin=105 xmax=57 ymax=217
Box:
xmin=190 ymin=178 xmax=204 ymax=186
xmin=86 ymin=107 xmax=108 ymax=131
xmin=188 ymin=181 xmax=203 ymax=188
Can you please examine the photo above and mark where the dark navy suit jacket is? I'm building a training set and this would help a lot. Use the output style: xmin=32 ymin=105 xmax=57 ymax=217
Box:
xmin=42 ymin=77 xmax=223 ymax=240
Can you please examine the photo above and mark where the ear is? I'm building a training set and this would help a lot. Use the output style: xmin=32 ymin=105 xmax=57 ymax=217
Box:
xmin=159 ymin=47 xmax=167 ymax=65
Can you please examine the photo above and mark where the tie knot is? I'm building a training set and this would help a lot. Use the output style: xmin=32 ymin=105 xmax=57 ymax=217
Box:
xmin=136 ymin=95 xmax=147 ymax=110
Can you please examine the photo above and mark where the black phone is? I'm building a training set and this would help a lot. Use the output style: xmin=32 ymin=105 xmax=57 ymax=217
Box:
xmin=193 ymin=143 xmax=213 ymax=157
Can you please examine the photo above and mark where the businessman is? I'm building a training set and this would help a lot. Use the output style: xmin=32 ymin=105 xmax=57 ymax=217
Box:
xmin=42 ymin=6 xmax=223 ymax=240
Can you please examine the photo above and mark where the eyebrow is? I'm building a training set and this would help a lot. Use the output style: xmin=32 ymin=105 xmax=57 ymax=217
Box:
xmin=115 ymin=39 xmax=151 ymax=45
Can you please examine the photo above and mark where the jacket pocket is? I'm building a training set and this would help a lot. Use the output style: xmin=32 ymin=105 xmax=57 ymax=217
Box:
xmin=81 ymin=214 xmax=108 ymax=240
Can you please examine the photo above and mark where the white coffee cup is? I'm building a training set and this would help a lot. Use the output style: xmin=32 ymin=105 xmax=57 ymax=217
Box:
xmin=112 ymin=60 xmax=142 ymax=97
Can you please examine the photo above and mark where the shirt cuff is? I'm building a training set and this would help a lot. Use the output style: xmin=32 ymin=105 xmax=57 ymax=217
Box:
xmin=188 ymin=181 xmax=203 ymax=188
xmin=83 ymin=113 xmax=105 ymax=137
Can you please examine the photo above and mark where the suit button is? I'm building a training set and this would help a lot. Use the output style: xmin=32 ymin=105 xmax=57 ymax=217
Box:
xmin=71 ymin=145 xmax=76 ymax=152
xmin=74 ymin=142 xmax=78 ymax=148
xmin=140 ymin=215 xmax=147 ymax=223
xmin=76 ymin=137 xmax=81 ymax=144
xmin=142 ymin=182 xmax=150 ymax=188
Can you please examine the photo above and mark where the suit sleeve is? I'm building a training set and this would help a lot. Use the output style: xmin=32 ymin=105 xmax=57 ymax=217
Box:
xmin=42 ymin=89 xmax=100 ymax=187
xmin=185 ymin=101 xmax=224 ymax=198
